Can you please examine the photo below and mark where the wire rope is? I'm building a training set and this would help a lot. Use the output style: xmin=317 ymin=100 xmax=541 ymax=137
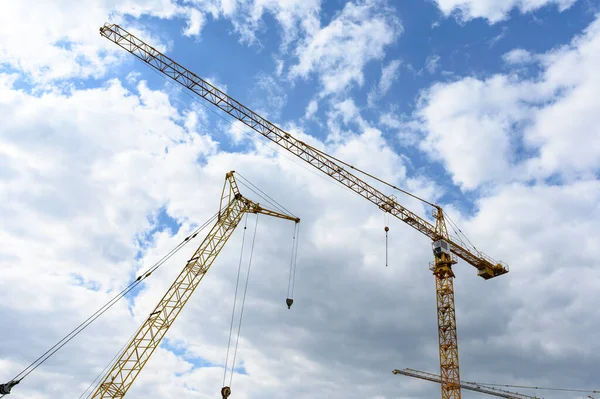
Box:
xmin=236 ymin=173 xmax=296 ymax=217
xmin=444 ymin=211 xmax=480 ymax=255
xmin=79 ymin=324 xmax=141 ymax=399
xmin=136 ymin=58 xmax=432 ymax=215
xmin=236 ymin=179 xmax=288 ymax=217
xmin=466 ymin=381 xmax=600 ymax=395
xmin=2 ymin=211 xmax=218 ymax=394
xmin=286 ymin=223 xmax=297 ymax=299
xmin=290 ymin=223 xmax=300 ymax=298
xmin=229 ymin=214 xmax=259 ymax=387
xmin=223 ymin=213 xmax=249 ymax=387
xmin=138 ymin=61 xmax=354 ymax=197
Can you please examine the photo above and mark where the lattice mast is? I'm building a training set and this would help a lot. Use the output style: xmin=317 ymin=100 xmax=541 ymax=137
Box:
xmin=90 ymin=172 xmax=298 ymax=399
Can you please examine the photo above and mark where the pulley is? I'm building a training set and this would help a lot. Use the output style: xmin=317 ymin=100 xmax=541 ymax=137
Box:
xmin=286 ymin=298 xmax=294 ymax=309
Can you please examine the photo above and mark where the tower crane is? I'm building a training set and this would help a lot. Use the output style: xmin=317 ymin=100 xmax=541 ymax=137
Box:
xmin=100 ymin=23 xmax=509 ymax=399
xmin=393 ymin=368 xmax=542 ymax=399
xmin=87 ymin=171 xmax=299 ymax=399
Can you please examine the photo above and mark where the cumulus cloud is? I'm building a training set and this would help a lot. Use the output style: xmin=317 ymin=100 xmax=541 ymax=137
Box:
xmin=290 ymin=0 xmax=402 ymax=96
xmin=0 ymin=0 xmax=190 ymax=84
xmin=425 ymin=54 xmax=441 ymax=74
xmin=434 ymin=0 xmax=579 ymax=23
xmin=368 ymin=59 xmax=402 ymax=107
xmin=409 ymin=14 xmax=600 ymax=190
xmin=184 ymin=0 xmax=321 ymax=47
xmin=0 ymin=0 xmax=323 ymax=85
xmin=0 ymin=73 xmax=443 ymax=399
xmin=503 ymin=48 xmax=536 ymax=64
xmin=305 ymin=98 xmax=319 ymax=119
xmin=3 ymin=2 xmax=600 ymax=399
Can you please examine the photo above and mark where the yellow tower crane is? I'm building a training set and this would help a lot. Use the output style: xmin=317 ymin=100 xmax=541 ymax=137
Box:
xmin=100 ymin=23 xmax=509 ymax=399
xmin=89 ymin=171 xmax=299 ymax=399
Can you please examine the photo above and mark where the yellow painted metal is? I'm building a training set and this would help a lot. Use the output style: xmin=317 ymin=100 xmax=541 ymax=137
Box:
xmin=90 ymin=171 xmax=298 ymax=399
xmin=432 ymin=208 xmax=460 ymax=399
xmin=99 ymin=24 xmax=510 ymax=399
xmin=433 ymin=260 xmax=460 ymax=399
xmin=98 ymin=23 xmax=508 ymax=280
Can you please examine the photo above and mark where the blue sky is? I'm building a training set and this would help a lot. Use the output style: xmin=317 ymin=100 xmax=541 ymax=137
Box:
xmin=87 ymin=0 xmax=598 ymax=211
xmin=1 ymin=1 xmax=600 ymax=398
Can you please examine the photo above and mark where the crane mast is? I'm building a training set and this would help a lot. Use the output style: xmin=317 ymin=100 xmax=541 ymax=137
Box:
xmin=100 ymin=23 xmax=508 ymax=399
xmin=393 ymin=369 xmax=541 ymax=399
xmin=90 ymin=171 xmax=298 ymax=399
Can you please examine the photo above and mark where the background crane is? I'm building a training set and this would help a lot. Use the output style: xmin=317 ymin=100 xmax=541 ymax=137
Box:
xmin=89 ymin=171 xmax=299 ymax=399
xmin=392 ymin=368 xmax=541 ymax=399
xmin=99 ymin=23 xmax=509 ymax=399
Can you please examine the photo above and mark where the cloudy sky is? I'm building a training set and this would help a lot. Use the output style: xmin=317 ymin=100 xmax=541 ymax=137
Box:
xmin=1 ymin=0 xmax=599 ymax=398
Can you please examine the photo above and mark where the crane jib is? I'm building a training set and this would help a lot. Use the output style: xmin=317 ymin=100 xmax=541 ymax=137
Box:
xmin=99 ymin=23 xmax=508 ymax=279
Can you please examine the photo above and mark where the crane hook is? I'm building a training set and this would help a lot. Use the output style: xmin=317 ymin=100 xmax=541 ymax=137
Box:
xmin=221 ymin=386 xmax=231 ymax=399
xmin=384 ymin=226 xmax=389 ymax=267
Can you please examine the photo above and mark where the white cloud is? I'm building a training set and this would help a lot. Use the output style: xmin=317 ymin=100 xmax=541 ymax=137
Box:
xmin=227 ymin=119 xmax=254 ymax=143
xmin=184 ymin=0 xmax=321 ymax=47
xmin=410 ymin=14 xmax=600 ymax=190
xmin=0 ymin=74 xmax=445 ymax=399
xmin=0 ymin=0 xmax=323 ymax=85
xmin=414 ymin=75 xmax=532 ymax=190
xmin=305 ymin=98 xmax=319 ymax=119
xmin=434 ymin=0 xmax=579 ymax=23
xmin=425 ymin=54 xmax=440 ymax=74
xmin=290 ymin=0 xmax=402 ymax=96
xmin=245 ymin=0 xmax=321 ymax=47
xmin=0 ymin=0 xmax=192 ymax=84
xmin=503 ymin=48 xmax=535 ymax=64
xmin=2 ymin=2 xmax=600 ymax=399
xmin=183 ymin=7 xmax=207 ymax=36
xmin=368 ymin=59 xmax=402 ymax=107
xmin=204 ymin=75 xmax=229 ymax=94
xmin=488 ymin=26 xmax=508 ymax=46
xmin=275 ymin=58 xmax=285 ymax=77
xmin=251 ymin=73 xmax=288 ymax=118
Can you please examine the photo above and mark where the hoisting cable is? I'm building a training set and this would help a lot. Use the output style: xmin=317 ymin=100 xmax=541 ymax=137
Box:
xmin=290 ymin=222 xmax=300 ymax=299
xmin=237 ymin=179 xmax=288 ymax=216
xmin=286 ymin=222 xmax=299 ymax=309
xmin=0 ymin=211 xmax=219 ymax=397
xmin=79 ymin=322 xmax=141 ymax=399
xmin=229 ymin=214 xmax=259 ymax=388
xmin=444 ymin=211 xmax=481 ymax=256
xmin=236 ymin=173 xmax=296 ymax=218
xmin=222 ymin=213 xmax=249 ymax=392
xmin=307 ymin=143 xmax=437 ymax=208
xmin=384 ymin=212 xmax=390 ymax=267
xmin=139 ymin=59 xmax=350 ymax=199
xmin=137 ymin=57 xmax=430 ymax=213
